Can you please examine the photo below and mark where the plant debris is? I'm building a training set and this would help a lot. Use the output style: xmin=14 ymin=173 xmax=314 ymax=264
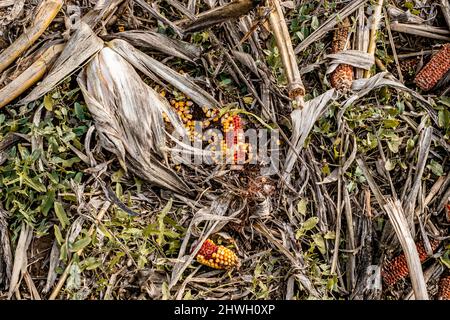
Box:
xmin=0 ymin=0 xmax=448 ymax=301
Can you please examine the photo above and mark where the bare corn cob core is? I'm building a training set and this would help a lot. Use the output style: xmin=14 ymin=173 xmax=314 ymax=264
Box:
xmin=414 ymin=44 xmax=450 ymax=91
xmin=437 ymin=272 xmax=450 ymax=300
xmin=195 ymin=239 xmax=239 ymax=270
xmin=330 ymin=18 xmax=353 ymax=92
xmin=382 ymin=239 xmax=440 ymax=286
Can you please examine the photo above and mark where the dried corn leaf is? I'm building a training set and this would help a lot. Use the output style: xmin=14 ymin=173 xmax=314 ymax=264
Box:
xmin=338 ymin=72 xmax=438 ymax=126
xmin=0 ymin=0 xmax=63 ymax=73
xmin=109 ymin=30 xmax=201 ymax=62
xmin=21 ymin=22 xmax=103 ymax=104
xmin=294 ymin=0 xmax=368 ymax=54
xmin=135 ymin=0 xmax=183 ymax=36
xmin=179 ymin=0 xmax=255 ymax=33
xmin=78 ymin=46 xmax=189 ymax=194
xmin=383 ymin=199 xmax=429 ymax=300
xmin=108 ymin=39 xmax=219 ymax=109
xmin=0 ymin=207 xmax=13 ymax=289
xmin=7 ymin=223 xmax=32 ymax=299
xmin=82 ymin=0 xmax=124 ymax=29
xmin=326 ymin=51 xmax=374 ymax=74
xmin=282 ymin=89 xmax=336 ymax=181
xmin=387 ymin=5 xmax=424 ymax=24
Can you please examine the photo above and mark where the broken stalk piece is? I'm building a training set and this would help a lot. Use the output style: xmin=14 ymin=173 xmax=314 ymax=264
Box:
xmin=267 ymin=0 xmax=305 ymax=108
xmin=0 ymin=44 xmax=64 ymax=109
xmin=0 ymin=0 xmax=63 ymax=73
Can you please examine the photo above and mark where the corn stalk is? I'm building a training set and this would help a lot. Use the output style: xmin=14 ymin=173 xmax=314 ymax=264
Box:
xmin=0 ymin=44 xmax=64 ymax=109
xmin=0 ymin=0 xmax=63 ymax=73
xmin=364 ymin=0 xmax=384 ymax=78
xmin=267 ymin=0 xmax=305 ymax=108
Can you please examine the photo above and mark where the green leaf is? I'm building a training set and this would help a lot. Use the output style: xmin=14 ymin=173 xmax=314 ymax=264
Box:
xmin=70 ymin=236 xmax=91 ymax=252
xmin=312 ymin=233 xmax=326 ymax=255
xmin=297 ymin=199 xmax=307 ymax=215
xmin=427 ymin=160 xmax=444 ymax=176
xmin=22 ymin=175 xmax=47 ymax=192
xmin=387 ymin=135 xmax=402 ymax=153
xmin=41 ymin=190 xmax=55 ymax=216
xmin=43 ymin=94 xmax=53 ymax=111
xmin=302 ymin=216 xmax=319 ymax=231
xmin=383 ymin=118 xmax=400 ymax=129
xmin=54 ymin=201 xmax=70 ymax=230
xmin=54 ymin=225 xmax=64 ymax=245
xmin=311 ymin=16 xmax=319 ymax=30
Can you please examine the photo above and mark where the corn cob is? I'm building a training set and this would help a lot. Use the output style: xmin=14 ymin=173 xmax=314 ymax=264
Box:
xmin=330 ymin=18 xmax=353 ymax=92
xmin=437 ymin=272 xmax=450 ymax=300
xmin=382 ymin=239 xmax=440 ymax=286
xmin=162 ymin=92 xmax=250 ymax=164
xmin=414 ymin=44 xmax=450 ymax=91
xmin=194 ymin=239 xmax=239 ymax=270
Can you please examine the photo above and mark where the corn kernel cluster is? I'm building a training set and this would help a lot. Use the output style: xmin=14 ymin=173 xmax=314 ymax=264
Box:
xmin=437 ymin=272 xmax=450 ymax=300
xmin=161 ymin=89 xmax=251 ymax=164
xmin=382 ymin=239 xmax=440 ymax=286
xmin=195 ymin=239 xmax=239 ymax=270
xmin=414 ymin=43 xmax=450 ymax=91
xmin=330 ymin=18 xmax=353 ymax=92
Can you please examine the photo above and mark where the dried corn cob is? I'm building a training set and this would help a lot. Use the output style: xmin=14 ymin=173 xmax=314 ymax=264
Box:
xmin=414 ymin=44 xmax=450 ymax=91
xmin=194 ymin=239 xmax=239 ymax=270
xmin=437 ymin=272 xmax=450 ymax=300
xmin=382 ymin=239 xmax=440 ymax=286
xmin=330 ymin=18 xmax=353 ymax=92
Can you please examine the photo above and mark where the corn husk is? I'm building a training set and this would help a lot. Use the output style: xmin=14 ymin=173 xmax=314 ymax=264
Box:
xmin=383 ymin=199 xmax=429 ymax=300
xmin=82 ymin=0 xmax=124 ymax=29
xmin=326 ymin=50 xmax=374 ymax=74
xmin=108 ymin=39 xmax=219 ymax=109
xmin=282 ymin=89 xmax=336 ymax=182
xmin=77 ymin=46 xmax=190 ymax=194
xmin=109 ymin=30 xmax=201 ymax=62
xmin=21 ymin=22 xmax=104 ymax=104
xmin=294 ymin=0 xmax=368 ymax=54
xmin=0 ymin=44 xmax=64 ymax=108
xmin=0 ymin=0 xmax=63 ymax=73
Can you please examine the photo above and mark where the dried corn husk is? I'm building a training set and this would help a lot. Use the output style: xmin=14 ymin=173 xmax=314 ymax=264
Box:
xmin=383 ymin=199 xmax=429 ymax=300
xmin=109 ymin=30 xmax=202 ymax=62
xmin=0 ymin=0 xmax=63 ymax=73
xmin=108 ymin=39 xmax=219 ymax=109
xmin=21 ymin=22 xmax=104 ymax=103
xmin=282 ymin=89 xmax=336 ymax=181
xmin=77 ymin=46 xmax=190 ymax=194
xmin=294 ymin=0 xmax=368 ymax=54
